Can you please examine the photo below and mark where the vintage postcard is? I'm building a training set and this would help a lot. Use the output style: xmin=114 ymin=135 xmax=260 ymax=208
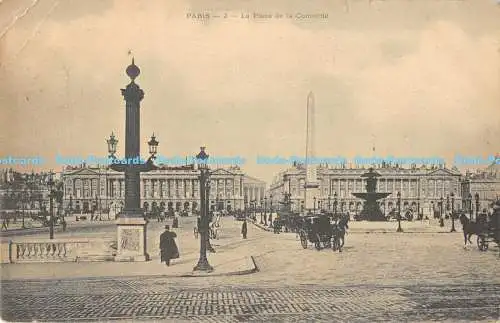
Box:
xmin=0 ymin=0 xmax=499 ymax=322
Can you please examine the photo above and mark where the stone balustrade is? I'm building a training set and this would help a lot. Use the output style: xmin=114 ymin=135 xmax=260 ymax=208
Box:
xmin=5 ymin=239 xmax=116 ymax=263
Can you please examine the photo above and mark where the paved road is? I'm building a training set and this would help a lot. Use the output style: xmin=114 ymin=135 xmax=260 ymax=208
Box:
xmin=1 ymin=278 xmax=499 ymax=322
xmin=2 ymin=218 xmax=499 ymax=321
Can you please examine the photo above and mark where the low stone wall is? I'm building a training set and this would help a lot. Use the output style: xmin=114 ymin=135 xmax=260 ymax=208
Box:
xmin=3 ymin=238 xmax=116 ymax=263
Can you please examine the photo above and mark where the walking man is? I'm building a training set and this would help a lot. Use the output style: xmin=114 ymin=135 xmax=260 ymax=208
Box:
xmin=159 ymin=225 xmax=179 ymax=266
xmin=1 ymin=214 xmax=8 ymax=231
xmin=241 ymin=219 xmax=248 ymax=239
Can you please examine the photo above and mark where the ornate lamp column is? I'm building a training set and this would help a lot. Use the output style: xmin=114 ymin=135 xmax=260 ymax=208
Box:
xmin=468 ymin=193 xmax=473 ymax=220
xmin=450 ymin=192 xmax=456 ymax=232
xmin=110 ymin=58 xmax=158 ymax=262
xmin=46 ymin=171 xmax=55 ymax=239
xmin=269 ymin=193 xmax=273 ymax=227
xmin=396 ymin=191 xmax=403 ymax=232
xmin=475 ymin=193 xmax=480 ymax=220
xmin=333 ymin=192 xmax=338 ymax=216
xmin=194 ymin=147 xmax=213 ymax=272
xmin=262 ymin=197 xmax=266 ymax=224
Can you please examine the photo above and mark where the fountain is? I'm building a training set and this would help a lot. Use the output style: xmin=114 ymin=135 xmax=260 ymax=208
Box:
xmin=351 ymin=168 xmax=391 ymax=221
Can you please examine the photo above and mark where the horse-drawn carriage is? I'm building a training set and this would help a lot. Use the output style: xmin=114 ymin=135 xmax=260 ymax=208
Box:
xmin=276 ymin=211 xmax=302 ymax=233
xmin=460 ymin=205 xmax=500 ymax=253
xmin=298 ymin=214 xmax=345 ymax=252
xmin=475 ymin=213 xmax=499 ymax=252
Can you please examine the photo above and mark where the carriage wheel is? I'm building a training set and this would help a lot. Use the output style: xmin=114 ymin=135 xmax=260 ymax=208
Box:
xmin=315 ymin=234 xmax=322 ymax=250
xmin=477 ymin=235 xmax=488 ymax=251
xmin=299 ymin=230 xmax=308 ymax=249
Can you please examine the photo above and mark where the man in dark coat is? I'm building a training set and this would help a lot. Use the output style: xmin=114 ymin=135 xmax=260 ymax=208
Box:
xmin=160 ymin=225 xmax=179 ymax=266
xmin=241 ymin=219 xmax=248 ymax=239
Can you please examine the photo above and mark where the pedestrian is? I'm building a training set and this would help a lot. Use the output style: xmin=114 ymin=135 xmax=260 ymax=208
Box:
xmin=62 ymin=219 xmax=67 ymax=232
xmin=1 ymin=216 xmax=8 ymax=231
xmin=172 ymin=216 xmax=179 ymax=229
xmin=159 ymin=225 xmax=179 ymax=266
xmin=273 ymin=219 xmax=280 ymax=234
xmin=241 ymin=219 xmax=247 ymax=239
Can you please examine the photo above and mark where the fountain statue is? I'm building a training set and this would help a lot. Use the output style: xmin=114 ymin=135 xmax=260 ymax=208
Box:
xmin=351 ymin=168 xmax=391 ymax=221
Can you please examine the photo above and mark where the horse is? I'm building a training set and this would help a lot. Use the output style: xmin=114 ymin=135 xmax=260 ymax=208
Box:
xmin=459 ymin=214 xmax=485 ymax=247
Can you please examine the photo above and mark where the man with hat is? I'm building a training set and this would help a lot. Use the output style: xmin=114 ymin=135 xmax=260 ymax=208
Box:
xmin=159 ymin=225 xmax=179 ymax=266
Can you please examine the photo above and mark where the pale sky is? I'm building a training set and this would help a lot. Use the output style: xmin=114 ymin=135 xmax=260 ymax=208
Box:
xmin=0 ymin=0 xmax=499 ymax=183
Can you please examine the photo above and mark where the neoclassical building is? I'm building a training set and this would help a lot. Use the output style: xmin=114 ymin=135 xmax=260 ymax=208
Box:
xmin=268 ymin=164 xmax=464 ymax=217
xmin=461 ymin=161 xmax=500 ymax=212
xmin=61 ymin=164 xmax=265 ymax=214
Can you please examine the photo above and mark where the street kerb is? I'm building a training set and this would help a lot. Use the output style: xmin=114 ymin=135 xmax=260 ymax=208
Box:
xmin=0 ymin=251 xmax=259 ymax=281
xmin=251 ymin=220 xmax=272 ymax=232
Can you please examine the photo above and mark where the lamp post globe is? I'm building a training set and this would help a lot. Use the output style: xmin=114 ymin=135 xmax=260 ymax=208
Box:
xmin=148 ymin=133 xmax=159 ymax=157
xmin=107 ymin=132 xmax=118 ymax=159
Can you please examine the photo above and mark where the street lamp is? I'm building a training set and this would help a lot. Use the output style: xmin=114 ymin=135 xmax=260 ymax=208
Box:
xmin=475 ymin=192 xmax=480 ymax=220
xmin=262 ymin=197 xmax=267 ymax=224
xmin=194 ymin=147 xmax=213 ymax=272
xmin=396 ymin=191 xmax=403 ymax=232
xmin=333 ymin=192 xmax=338 ymax=215
xmin=269 ymin=193 xmax=273 ymax=227
xmin=468 ymin=193 xmax=473 ymax=220
xmin=313 ymin=197 xmax=316 ymax=213
xmin=446 ymin=194 xmax=450 ymax=219
xmin=46 ymin=171 xmax=55 ymax=239
xmin=440 ymin=196 xmax=444 ymax=219
xmin=328 ymin=195 xmax=331 ymax=211
xmin=450 ymin=192 xmax=456 ymax=232
xmin=21 ymin=188 xmax=28 ymax=229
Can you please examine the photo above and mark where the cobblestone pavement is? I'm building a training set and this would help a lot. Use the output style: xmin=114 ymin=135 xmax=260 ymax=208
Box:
xmin=1 ymin=279 xmax=499 ymax=322
xmin=2 ymin=218 xmax=499 ymax=321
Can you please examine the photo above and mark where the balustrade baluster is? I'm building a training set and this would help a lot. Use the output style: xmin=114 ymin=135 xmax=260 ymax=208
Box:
xmin=51 ymin=244 xmax=56 ymax=257
xmin=33 ymin=244 xmax=38 ymax=258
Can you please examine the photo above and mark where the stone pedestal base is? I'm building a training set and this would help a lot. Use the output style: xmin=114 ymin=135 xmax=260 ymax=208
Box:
xmin=305 ymin=183 xmax=320 ymax=211
xmin=115 ymin=217 xmax=150 ymax=262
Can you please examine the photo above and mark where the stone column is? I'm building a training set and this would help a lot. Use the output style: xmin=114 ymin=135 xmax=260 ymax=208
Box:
xmin=115 ymin=59 xmax=149 ymax=262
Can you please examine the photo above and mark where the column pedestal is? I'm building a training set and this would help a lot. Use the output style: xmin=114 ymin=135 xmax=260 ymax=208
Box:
xmin=115 ymin=217 xmax=150 ymax=262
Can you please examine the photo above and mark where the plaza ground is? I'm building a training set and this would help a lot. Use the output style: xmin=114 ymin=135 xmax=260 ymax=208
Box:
xmin=1 ymin=216 xmax=499 ymax=321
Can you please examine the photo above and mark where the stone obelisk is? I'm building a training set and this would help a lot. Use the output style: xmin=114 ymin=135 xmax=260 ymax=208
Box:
xmin=304 ymin=91 xmax=320 ymax=212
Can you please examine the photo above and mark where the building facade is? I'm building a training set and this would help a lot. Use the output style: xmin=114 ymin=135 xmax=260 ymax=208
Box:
xmin=269 ymin=164 xmax=464 ymax=217
xmin=61 ymin=164 xmax=265 ymax=214
xmin=461 ymin=162 xmax=500 ymax=212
